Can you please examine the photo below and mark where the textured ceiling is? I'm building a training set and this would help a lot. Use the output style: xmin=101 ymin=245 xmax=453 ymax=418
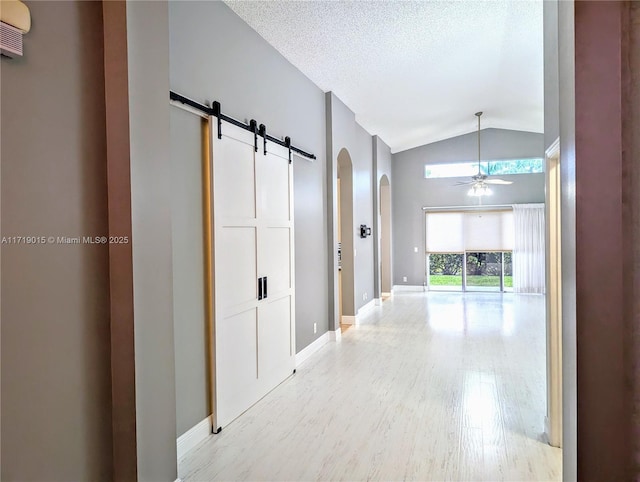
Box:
xmin=225 ymin=0 xmax=543 ymax=153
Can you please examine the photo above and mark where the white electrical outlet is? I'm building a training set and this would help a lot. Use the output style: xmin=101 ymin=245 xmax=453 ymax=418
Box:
xmin=403 ymin=276 xmax=407 ymax=282
xmin=414 ymin=247 xmax=418 ymax=253
xmin=313 ymin=322 xmax=317 ymax=334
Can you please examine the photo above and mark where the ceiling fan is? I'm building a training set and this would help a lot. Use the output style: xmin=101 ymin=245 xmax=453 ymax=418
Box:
xmin=456 ymin=112 xmax=513 ymax=196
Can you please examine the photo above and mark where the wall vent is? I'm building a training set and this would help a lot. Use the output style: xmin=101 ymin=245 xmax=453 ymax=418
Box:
xmin=0 ymin=21 xmax=23 ymax=58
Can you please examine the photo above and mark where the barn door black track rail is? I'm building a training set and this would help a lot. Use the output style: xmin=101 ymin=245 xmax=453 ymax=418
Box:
xmin=170 ymin=91 xmax=316 ymax=162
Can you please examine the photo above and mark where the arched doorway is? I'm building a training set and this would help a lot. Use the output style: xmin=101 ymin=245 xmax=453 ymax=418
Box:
xmin=379 ymin=175 xmax=391 ymax=298
xmin=337 ymin=148 xmax=355 ymax=325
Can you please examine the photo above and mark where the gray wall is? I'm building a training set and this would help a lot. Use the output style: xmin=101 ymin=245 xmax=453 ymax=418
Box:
xmin=544 ymin=0 xmax=560 ymax=148
xmin=373 ymin=136 xmax=393 ymax=299
xmin=392 ymin=129 xmax=545 ymax=286
xmin=354 ymin=123 xmax=375 ymax=309
xmin=169 ymin=1 xmax=328 ymax=436
xmin=375 ymin=137 xmax=393 ymax=203
xmin=327 ymin=93 xmax=375 ymax=313
xmin=170 ymin=109 xmax=209 ymax=437
xmin=127 ymin=1 xmax=178 ymax=479
xmin=0 ymin=2 xmax=113 ymax=480
xmin=325 ymin=94 xmax=339 ymax=329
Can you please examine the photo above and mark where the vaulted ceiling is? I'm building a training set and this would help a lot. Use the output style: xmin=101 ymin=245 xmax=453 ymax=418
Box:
xmin=225 ymin=0 xmax=543 ymax=153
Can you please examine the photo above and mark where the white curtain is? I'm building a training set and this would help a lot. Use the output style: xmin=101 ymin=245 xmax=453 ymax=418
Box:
xmin=513 ymin=204 xmax=545 ymax=293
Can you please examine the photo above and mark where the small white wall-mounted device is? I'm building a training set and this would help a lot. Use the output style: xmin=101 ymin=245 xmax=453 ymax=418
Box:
xmin=0 ymin=0 xmax=31 ymax=58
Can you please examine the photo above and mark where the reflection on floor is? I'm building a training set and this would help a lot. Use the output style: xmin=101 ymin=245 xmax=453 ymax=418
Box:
xmin=179 ymin=292 xmax=562 ymax=481
xmin=340 ymin=323 xmax=352 ymax=333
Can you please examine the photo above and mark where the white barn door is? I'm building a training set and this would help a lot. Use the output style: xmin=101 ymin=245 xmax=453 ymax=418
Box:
xmin=210 ymin=121 xmax=295 ymax=429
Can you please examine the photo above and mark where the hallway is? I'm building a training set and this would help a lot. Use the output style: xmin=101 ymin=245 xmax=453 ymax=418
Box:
xmin=179 ymin=292 xmax=561 ymax=481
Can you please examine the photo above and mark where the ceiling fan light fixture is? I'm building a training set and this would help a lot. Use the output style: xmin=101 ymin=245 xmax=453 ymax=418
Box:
xmin=467 ymin=184 xmax=492 ymax=197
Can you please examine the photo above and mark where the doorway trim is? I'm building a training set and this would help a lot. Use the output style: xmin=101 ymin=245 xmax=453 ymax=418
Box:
xmin=545 ymin=137 xmax=562 ymax=447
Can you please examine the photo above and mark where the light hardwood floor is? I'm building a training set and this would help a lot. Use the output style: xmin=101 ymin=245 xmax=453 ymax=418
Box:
xmin=179 ymin=292 xmax=562 ymax=481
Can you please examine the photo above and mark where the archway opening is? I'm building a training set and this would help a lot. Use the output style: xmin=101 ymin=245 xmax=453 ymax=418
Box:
xmin=379 ymin=175 xmax=391 ymax=298
xmin=337 ymin=148 xmax=355 ymax=327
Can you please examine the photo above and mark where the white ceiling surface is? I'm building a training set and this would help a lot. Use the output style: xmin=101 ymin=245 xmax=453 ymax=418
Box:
xmin=224 ymin=0 xmax=543 ymax=153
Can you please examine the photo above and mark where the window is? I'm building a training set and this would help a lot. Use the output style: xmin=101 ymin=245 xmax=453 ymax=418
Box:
xmin=465 ymin=251 xmax=512 ymax=292
xmin=428 ymin=253 xmax=463 ymax=291
xmin=424 ymin=158 xmax=544 ymax=179
xmin=427 ymin=251 xmax=513 ymax=292
xmin=425 ymin=210 xmax=514 ymax=292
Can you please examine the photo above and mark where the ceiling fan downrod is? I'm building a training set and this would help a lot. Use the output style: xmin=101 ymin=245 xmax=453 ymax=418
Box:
xmin=475 ymin=111 xmax=483 ymax=175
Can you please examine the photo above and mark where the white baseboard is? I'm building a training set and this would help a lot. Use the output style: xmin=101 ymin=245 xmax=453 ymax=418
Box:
xmin=382 ymin=291 xmax=392 ymax=297
xmin=357 ymin=299 xmax=376 ymax=314
xmin=393 ymin=285 xmax=424 ymax=292
xmin=177 ymin=415 xmax=212 ymax=459
xmin=329 ymin=327 xmax=342 ymax=341
xmin=296 ymin=332 xmax=329 ymax=367
xmin=341 ymin=315 xmax=356 ymax=325
xmin=354 ymin=299 xmax=378 ymax=324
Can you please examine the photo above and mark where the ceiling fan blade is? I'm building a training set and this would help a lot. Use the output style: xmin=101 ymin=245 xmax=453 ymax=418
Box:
xmin=454 ymin=181 xmax=475 ymax=185
xmin=485 ymin=179 xmax=513 ymax=185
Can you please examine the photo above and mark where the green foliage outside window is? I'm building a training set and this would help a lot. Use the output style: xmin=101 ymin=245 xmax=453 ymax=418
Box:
xmin=428 ymin=252 xmax=513 ymax=288
xmin=429 ymin=253 xmax=463 ymax=275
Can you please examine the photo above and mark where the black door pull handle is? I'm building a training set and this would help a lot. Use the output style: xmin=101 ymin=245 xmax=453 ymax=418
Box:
xmin=258 ymin=277 xmax=263 ymax=300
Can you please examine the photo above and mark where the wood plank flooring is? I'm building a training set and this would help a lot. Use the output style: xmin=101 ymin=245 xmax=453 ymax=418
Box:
xmin=179 ymin=292 xmax=562 ymax=481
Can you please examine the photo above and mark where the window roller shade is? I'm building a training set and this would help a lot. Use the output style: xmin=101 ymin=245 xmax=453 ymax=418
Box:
xmin=425 ymin=210 xmax=514 ymax=253
xmin=425 ymin=212 xmax=464 ymax=252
